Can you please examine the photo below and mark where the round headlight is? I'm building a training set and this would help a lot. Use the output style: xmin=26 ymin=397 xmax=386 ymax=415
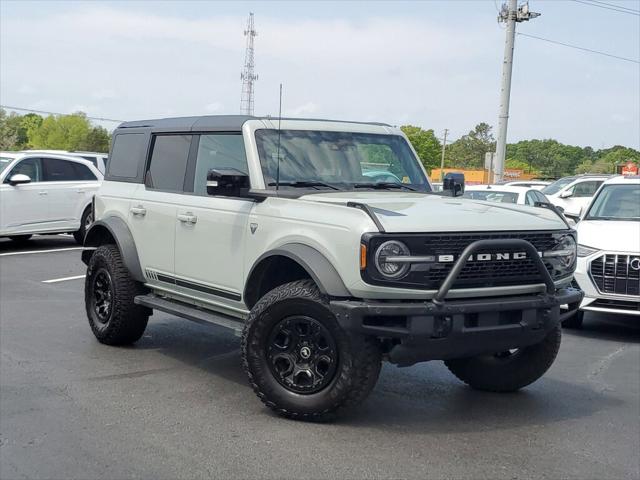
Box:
xmin=374 ymin=240 xmax=411 ymax=279
xmin=555 ymin=234 xmax=577 ymax=268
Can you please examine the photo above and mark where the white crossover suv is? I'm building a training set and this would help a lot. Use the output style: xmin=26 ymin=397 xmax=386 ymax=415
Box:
xmin=567 ymin=176 xmax=640 ymax=327
xmin=81 ymin=116 xmax=582 ymax=420
xmin=463 ymin=184 xmax=552 ymax=207
xmin=541 ymin=175 xmax=610 ymax=216
xmin=0 ymin=152 xmax=102 ymax=243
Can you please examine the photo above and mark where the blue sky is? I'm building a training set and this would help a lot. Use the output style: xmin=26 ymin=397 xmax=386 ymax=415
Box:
xmin=1 ymin=0 xmax=638 ymax=148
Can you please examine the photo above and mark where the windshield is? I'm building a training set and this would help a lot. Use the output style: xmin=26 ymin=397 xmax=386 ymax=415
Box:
xmin=0 ymin=157 xmax=15 ymax=175
xmin=254 ymin=130 xmax=430 ymax=192
xmin=585 ymin=184 xmax=640 ymax=221
xmin=462 ymin=190 xmax=519 ymax=204
xmin=541 ymin=177 xmax=576 ymax=195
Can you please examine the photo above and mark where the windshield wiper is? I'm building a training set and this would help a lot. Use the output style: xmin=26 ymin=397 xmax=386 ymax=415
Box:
xmin=267 ymin=181 xmax=339 ymax=190
xmin=353 ymin=182 xmax=416 ymax=191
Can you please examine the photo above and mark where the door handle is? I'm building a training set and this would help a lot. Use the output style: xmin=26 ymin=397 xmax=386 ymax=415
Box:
xmin=38 ymin=191 xmax=47 ymax=196
xmin=177 ymin=213 xmax=197 ymax=225
xmin=130 ymin=206 xmax=147 ymax=216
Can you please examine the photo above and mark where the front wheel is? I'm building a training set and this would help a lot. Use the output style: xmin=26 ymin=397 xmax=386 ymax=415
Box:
xmin=242 ymin=280 xmax=381 ymax=420
xmin=445 ymin=325 xmax=561 ymax=392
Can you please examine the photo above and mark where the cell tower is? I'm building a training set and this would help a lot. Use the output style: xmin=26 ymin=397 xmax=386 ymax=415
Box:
xmin=240 ymin=13 xmax=258 ymax=116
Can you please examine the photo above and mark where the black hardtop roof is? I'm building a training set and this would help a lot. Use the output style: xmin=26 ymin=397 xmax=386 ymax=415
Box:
xmin=117 ymin=115 xmax=391 ymax=132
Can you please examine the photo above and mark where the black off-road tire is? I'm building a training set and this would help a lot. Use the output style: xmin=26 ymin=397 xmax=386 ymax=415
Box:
xmin=242 ymin=280 xmax=381 ymax=420
xmin=74 ymin=207 xmax=93 ymax=245
xmin=8 ymin=235 xmax=32 ymax=243
xmin=562 ymin=310 xmax=584 ymax=329
xmin=445 ymin=325 xmax=561 ymax=392
xmin=85 ymin=244 xmax=149 ymax=345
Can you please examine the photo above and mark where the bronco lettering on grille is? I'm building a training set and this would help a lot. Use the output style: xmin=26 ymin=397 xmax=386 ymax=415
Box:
xmin=437 ymin=252 xmax=532 ymax=263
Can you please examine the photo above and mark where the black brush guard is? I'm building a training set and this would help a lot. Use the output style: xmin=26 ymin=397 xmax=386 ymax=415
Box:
xmin=330 ymin=239 xmax=583 ymax=366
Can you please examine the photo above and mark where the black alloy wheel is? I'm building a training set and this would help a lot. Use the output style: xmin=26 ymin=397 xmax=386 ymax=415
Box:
xmin=91 ymin=268 xmax=113 ymax=324
xmin=267 ymin=316 xmax=339 ymax=394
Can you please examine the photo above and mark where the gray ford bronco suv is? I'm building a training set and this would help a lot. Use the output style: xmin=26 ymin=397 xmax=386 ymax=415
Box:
xmin=82 ymin=115 xmax=582 ymax=420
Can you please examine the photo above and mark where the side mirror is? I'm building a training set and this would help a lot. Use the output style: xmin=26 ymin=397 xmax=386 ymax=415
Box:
xmin=564 ymin=207 xmax=582 ymax=223
xmin=8 ymin=174 xmax=31 ymax=186
xmin=206 ymin=168 xmax=250 ymax=197
xmin=559 ymin=189 xmax=573 ymax=199
xmin=555 ymin=205 xmax=565 ymax=213
xmin=443 ymin=172 xmax=465 ymax=197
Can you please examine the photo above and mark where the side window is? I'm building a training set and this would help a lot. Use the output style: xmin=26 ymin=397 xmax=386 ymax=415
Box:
xmin=80 ymin=155 xmax=99 ymax=167
xmin=42 ymin=158 xmax=80 ymax=181
xmin=108 ymin=133 xmax=147 ymax=180
xmin=5 ymin=158 xmax=43 ymax=183
xmin=525 ymin=191 xmax=537 ymax=206
xmin=534 ymin=191 xmax=548 ymax=203
xmin=71 ymin=162 xmax=97 ymax=181
xmin=193 ymin=134 xmax=248 ymax=196
xmin=573 ymin=181 xmax=602 ymax=197
xmin=146 ymin=134 xmax=192 ymax=191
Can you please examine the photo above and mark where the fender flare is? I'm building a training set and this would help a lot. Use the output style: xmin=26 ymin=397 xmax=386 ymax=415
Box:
xmin=82 ymin=217 xmax=145 ymax=283
xmin=245 ymin=243 xmax=351 ymax=300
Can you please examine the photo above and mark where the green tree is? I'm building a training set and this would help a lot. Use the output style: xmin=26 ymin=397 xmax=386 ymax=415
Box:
xmin=400 ymin=125 xmax=441 ymax=172
xmin=506 ymin=139 xmax=585 ymax=177
xmin=446 ymin=122 xmax=495 ymax=169
xmin=597 ymin=146 xmax=640 ymax=167
xmin=0 ymin=109 xmax=18 ymax=149
xmin=575 ymin=160 xmax=613 ymax=174
xmin=79 ymin=126 xmax=111 ymax=152
xmin=28 ymin=112 xmax=91 ymax=150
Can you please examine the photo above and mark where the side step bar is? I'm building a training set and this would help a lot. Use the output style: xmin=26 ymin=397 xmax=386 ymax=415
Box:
xmin=134 ymin=294 xmax=245 ymax=335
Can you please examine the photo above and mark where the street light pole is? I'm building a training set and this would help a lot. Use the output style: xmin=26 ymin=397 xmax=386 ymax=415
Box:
xmin=494 ymin=1 xmax=540 ymax=183
xmin=440 ymin=128 xmax=449 ymax=181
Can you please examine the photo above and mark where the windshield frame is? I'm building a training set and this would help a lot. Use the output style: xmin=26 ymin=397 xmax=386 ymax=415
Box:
xmin=253 ymin=128 xmax=432 ymax=193
xmin=584 ymin=183 xmax=640 ymax=221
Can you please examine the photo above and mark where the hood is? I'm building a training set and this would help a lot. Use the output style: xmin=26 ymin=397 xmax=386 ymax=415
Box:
xmin=299 ymin=192 xmax=568 ymax=233
xmin=576 ymin=220 xmax=640 ymax=252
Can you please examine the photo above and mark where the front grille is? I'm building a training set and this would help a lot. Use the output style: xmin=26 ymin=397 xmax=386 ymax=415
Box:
xmin=589 ymin=254 xmax=640 ymax=296
xmin=365 ymin=231 xmax=569 ymax=290
xmin=590 ymin=298 xmax=640 ymax=312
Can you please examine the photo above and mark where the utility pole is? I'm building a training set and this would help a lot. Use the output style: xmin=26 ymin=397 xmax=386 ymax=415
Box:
xmin=494 ymin=1 xmax=540 ymax=183
xmin=440 ymin=128 xmax=449 ymax=181
xmin=240 ymin=13 xmax=258 ymax=116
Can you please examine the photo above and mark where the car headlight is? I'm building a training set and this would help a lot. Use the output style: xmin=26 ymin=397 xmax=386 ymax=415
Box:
xmin=543 ymin=234 xmax=577 ymax=277
xmin=374 ymin=240 xmax=411 ymax=279
xmin=577 ymin=244 xmax=599 ymax=257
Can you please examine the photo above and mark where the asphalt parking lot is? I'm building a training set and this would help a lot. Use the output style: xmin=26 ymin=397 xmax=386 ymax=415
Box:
xmin=0 ymin=236 xmax=638 ymax=480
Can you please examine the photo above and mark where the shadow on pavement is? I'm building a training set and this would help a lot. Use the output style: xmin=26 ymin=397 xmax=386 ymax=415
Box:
xmin=131 ymin=316 xmax=622 ymax=432
xmin=0 ymin=234 xmax=78 ymax=252
xmin=567 ymin=311 xmax=640 ymax=344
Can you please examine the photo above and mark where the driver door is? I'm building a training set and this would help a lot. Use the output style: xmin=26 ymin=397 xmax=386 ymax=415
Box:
xmin=0 ymin=157 xmax=48 ymax=235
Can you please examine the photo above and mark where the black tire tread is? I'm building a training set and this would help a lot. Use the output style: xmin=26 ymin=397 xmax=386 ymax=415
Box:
xmin=85 ymin=244 xmax=149 ymax=345
xmin=74 ymin=207 xmax=92 ymax=244
xmin=445 ymin=325 xmax=561 ymax=393
xmin=241 ymin=279 xmax=381 ymax=420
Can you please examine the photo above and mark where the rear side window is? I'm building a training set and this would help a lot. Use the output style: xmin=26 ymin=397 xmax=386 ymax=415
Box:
xmin=71 ymin=162 xmax=97 ymax=180
xmin=108 ymin=133 xmax=147 ymax=179
xmin=43 ymin=158 xmax=79 ymax=181
xmin=146 ymin=135 xmax=192 ymax=191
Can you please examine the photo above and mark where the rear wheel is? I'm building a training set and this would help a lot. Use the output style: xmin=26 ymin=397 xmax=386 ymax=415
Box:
xmin=242 ymin=280 xmax=381 ymax=420
xmin=8 ymin=235 xmax=32 ymax=243
xmin=85 ymin=244 xmax=149 ymax=345
xmin=74 ymin=207 xmax=93 ymax=244
xmin=445 ymin=325 xmax=561 ymax=392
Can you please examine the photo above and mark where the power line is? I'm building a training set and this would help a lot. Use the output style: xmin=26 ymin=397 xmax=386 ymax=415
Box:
xmin=573 ymin=0 xmax=640 ymax=16
xmin=588 ymin=0 xmax=640 ymax=12
xmin=516 ymin=32 xmax=640 ymax=64
xmin=0 ymin=105 xmax=124 ymax=123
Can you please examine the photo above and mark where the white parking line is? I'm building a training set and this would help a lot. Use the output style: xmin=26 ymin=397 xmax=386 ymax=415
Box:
xmin=0 ymin=247 xmax=84 ymax=257
xmin=42 ymin=274 xmax=86 ymax=284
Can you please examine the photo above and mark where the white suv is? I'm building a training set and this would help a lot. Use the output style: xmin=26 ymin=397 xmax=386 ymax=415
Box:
xmin=82 ymin=116 xmax=582 ymax=420
xmin=25 ymin=150 xmax=108 ymax=174
xmin=541 ymin=175 xmax=610 ymax=215
xmin=0 ymin=152 xmax=102 ymax=243
xmin=566 ymin=176 xmax=640 ymax=327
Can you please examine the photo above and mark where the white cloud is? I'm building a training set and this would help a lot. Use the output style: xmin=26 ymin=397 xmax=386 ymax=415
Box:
xmin=205 ymin=102 xmax=224 ymax=113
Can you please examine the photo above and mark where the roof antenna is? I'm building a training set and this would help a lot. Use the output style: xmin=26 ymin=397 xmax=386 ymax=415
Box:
xmin=275 ymin=83 xmax=283 ymax=191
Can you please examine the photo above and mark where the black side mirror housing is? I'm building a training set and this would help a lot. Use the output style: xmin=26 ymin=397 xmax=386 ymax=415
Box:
xmin=206 ymin=168 xmax=250 ymax=197
xmin=443 ymin=172 xmax=465 ymax=197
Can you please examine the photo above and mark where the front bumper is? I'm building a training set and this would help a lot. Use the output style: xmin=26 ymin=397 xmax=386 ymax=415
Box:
xmin=332 ymin=238 xmax=583 ymax=366
xmin=331 ymin=287 xmax=583 ymax=365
